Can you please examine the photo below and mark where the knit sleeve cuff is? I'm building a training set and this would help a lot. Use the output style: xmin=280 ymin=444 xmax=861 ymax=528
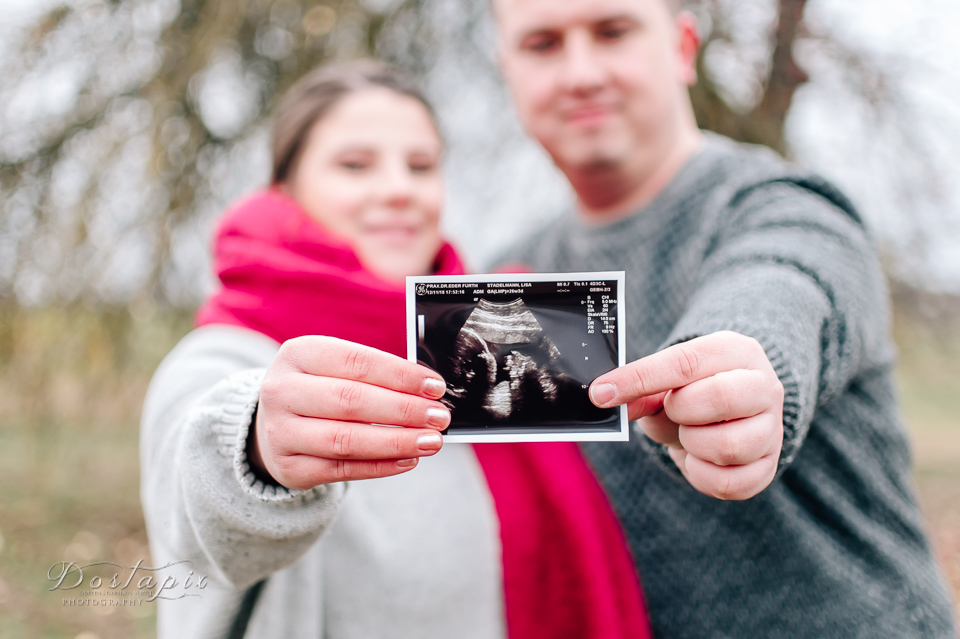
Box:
xmin=214 ymin=368 xmax=346 ymax=505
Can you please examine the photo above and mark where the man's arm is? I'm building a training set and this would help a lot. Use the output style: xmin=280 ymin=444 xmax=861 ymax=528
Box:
xmin=591 ymin=179 xmax=889 ymax=500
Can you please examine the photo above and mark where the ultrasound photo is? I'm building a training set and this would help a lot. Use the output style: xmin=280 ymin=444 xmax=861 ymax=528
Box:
xmin=406 ymin=273 xmax=628 ymax=443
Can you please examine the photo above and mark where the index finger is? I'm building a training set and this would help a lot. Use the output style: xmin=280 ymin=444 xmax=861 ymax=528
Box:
xmin=589 ymin=331 xmax=766 ymax=408
xmin=278 ymin=336 xmax=446 ymax=399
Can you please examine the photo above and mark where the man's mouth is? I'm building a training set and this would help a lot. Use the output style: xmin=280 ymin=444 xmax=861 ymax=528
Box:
xmin=564 ymin=104 xmax=614 ymax=127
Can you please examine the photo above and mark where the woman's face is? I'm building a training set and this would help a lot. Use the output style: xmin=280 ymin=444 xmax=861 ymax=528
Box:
xmin=286 ymin=87 xmax=445 ymax=283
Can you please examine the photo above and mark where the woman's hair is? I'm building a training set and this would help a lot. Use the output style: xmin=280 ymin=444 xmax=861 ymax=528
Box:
xmin=271 ymin=60 xmax=438 ymax=185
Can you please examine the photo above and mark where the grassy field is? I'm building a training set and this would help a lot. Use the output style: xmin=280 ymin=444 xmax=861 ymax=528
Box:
xmin=0 ymin=305 xmax=957 ymax=638
xmin=0 ymin=305 xmax=191 ymax=639
xmin=893 ymin=311 xmax=960 ymax=626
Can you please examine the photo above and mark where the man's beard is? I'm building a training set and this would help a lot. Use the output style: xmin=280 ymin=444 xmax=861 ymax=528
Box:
xmin=558 ymin=134 xmax=625 ymax=176
xmin=578 ymin=156 xmax=620 ymax=175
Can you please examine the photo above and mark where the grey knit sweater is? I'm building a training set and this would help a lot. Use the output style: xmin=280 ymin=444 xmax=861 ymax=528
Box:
xmin=499 ymin=133 xmax=957 ymax=638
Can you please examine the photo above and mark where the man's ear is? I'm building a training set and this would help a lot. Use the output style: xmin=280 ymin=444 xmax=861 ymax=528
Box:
xmin=675 ymin=11 xmax=700 ymax=86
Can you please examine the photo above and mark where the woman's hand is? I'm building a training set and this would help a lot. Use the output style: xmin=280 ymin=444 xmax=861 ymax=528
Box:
xmin=249 ymin=336 xmax=451 ymax=490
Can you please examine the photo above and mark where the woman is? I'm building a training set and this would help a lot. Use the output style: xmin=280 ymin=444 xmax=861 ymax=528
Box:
xmin=141 ymin=61 xmax=651 ymax=639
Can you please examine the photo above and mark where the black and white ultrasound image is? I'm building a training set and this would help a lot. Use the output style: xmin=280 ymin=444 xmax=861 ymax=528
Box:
xmin=415 ymin=280 xmax=621 ymax=436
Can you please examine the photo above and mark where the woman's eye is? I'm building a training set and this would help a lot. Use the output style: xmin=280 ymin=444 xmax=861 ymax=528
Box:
xmin=339 ymin=160 xmax=368 ymax=171
xmin=410 ymin=162 xmax=435 ymax=174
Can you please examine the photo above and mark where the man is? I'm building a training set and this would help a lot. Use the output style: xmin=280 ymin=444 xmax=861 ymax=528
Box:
xmin=491 ymin=0 xmax=958 ymax=636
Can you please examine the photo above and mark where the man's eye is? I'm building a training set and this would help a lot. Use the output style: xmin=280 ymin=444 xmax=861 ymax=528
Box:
xmin=522 ymin=34 xmax=560 ymax=54
xmin=597 ymin=22 xmax=633 ymax=41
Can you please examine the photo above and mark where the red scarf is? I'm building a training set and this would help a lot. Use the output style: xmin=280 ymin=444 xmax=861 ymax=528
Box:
xmin=197 ymin=189 xmax=651 ymax=639
xmin=195 ymin=189 xmax=464 ymax=347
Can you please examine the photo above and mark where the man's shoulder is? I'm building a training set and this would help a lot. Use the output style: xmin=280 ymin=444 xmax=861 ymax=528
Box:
xmin=698 ymin=132 xmax=805 ymax=188
xmin=694 ymin=132 xmax=862 ymax=226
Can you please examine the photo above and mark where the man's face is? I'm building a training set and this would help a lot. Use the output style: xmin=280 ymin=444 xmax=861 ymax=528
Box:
xmin=496 ymin=0 xmax=696 ymax=177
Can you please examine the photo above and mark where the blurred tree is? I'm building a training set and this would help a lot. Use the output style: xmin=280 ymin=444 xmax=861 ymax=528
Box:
xmin=0 ymin=0 xmax=425 ymax=306
xmin=689 ymin=0 xmax=809 ymax=155
xmin=0 ymin=0 xmax=948 ymax=307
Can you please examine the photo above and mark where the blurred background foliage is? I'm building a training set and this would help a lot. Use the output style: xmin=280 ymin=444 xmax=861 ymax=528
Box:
xmin=0 ymin=0 xmax=957 ymax=637
xmin=2 ymin=0 xmax=956 ymax=305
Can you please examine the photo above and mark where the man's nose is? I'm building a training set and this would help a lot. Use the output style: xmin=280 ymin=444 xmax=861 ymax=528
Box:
xmin=560 ymin=31 xmax=606 ymax=94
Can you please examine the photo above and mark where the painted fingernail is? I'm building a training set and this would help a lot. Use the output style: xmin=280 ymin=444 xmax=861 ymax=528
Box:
xmin=417 ymin=432 xmax=443 ymax=451
xmin=397 ymin=458 xmax=419 ymax=468
xmin=426 ymin=407 xmax=451 ymax=429
xmin=590 ymin=383 xmax=617 ymax=406
xmin=422 ymin=378 xmax=446 ymax=398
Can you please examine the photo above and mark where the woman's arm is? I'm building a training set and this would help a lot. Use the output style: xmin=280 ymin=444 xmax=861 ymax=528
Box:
xmin=140 ymin=324 xmax=451 ymax=589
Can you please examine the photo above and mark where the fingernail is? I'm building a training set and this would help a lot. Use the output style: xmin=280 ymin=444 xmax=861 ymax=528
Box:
xmin=397 ymin=458 xmax=419 ymax=468
xmin=417 ymin=432 xmax=443 ymax=451
xmin=590 ymin=383 xmax=617 ymax=406
xmin=426 ymin=407 xmax=450 ymax=429
xmin=422 ymin=378 xmax=446 ymax=398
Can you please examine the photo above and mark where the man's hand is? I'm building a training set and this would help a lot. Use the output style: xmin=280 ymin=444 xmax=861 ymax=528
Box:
xmin=251 ymin=336 xmax=451 ymax=490
xmin=589 ymin=331 xmax=784 ymax=500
